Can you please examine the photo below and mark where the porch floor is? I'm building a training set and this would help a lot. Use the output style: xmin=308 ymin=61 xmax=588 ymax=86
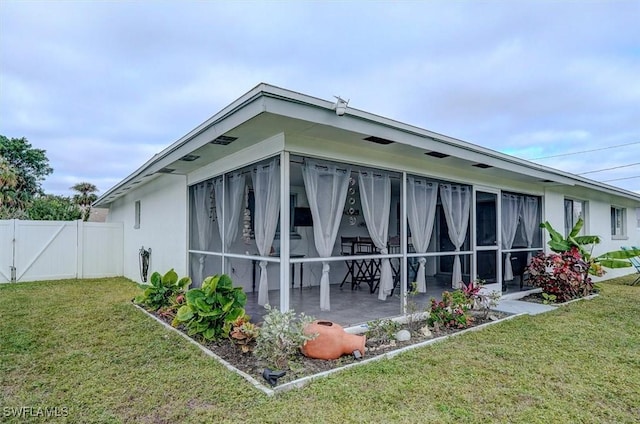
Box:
xmin=244 ymin=276 xmax=535 ymax=327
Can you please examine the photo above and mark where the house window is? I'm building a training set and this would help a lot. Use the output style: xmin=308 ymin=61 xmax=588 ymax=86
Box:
xmin=564 ymin=198 xmax=586 ymax=236
xmin=134 ymin=200 xmax=141 ymax=229
xmin=611 ymin=206 xmax=626 ymax=238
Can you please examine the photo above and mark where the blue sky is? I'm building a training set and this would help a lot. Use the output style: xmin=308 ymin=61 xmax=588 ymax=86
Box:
xmin=1 ymin=1 xmax=639 ymax=196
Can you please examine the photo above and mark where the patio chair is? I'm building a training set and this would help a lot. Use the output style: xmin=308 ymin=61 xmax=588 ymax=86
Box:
xmin=621 ymin=246 xmax=640 ymax=286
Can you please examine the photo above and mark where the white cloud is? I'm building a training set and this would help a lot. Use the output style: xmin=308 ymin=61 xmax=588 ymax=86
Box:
xmin=1 ymin=0 xmax=639 ymax=194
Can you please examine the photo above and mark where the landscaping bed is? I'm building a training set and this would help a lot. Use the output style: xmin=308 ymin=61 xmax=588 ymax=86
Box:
xmin=141 ymin=304 xmax=510 ymax=389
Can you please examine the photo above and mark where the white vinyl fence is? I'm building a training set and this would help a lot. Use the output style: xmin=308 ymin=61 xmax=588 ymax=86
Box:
xmin=0 ymin=220 xmax=123 ymax=283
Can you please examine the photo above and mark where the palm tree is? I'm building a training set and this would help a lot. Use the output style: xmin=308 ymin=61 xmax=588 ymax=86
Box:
xmin=0 ymin=157 xmax=20 ymax=210
xmin=71 ymin=182 xmax=98 ymax=221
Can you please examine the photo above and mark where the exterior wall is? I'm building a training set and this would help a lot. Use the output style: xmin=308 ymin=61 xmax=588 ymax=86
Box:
xmin=107 ymin=174 xmax=188 ymax=282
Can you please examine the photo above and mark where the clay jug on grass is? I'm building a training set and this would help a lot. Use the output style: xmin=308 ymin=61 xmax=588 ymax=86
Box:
xmin=301 ymin=320 xmax=366 ymax=360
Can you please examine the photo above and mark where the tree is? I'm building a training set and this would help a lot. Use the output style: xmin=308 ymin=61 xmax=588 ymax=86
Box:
xmin=0 ymin=135 xmax=53 ymax=206
xmin=25 ymin=195 xmax=82 ymax=221
xmin=71 ymin=182 xmax=99 ymax=221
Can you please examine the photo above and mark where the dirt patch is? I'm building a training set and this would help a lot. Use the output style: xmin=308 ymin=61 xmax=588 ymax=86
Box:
xmin=147 ymin=309 xmax=509 ymax=387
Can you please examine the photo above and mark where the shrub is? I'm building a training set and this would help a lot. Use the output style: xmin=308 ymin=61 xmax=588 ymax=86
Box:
xmin=253 ymin=305 xmax=315 ymax=370
xmin=527 ymin=247 xmax=592 ymax=302
xmin=134 ymin=269 xmax=191 ymax=310
xmin=428 ymin=290 xmax=474 ymax=329
xmin=365 ymin=318 xmax=402 ymax=345
xmin=173 ymin=274 xmax=247 ymax=341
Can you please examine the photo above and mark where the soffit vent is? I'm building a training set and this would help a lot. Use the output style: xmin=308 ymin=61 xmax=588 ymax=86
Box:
xmin=157 ymin=168 xmax=176 ymax=174
xmin=363 ymin=136 xmax=395 ymax=145
xmin=472 ymin=163 xmax=493 ymax=169
xmin=180 ymin=154 xmax=200 ymax=162
xmin=425 ymin=151 xmax=450 ymax=159
xmin=211 ymin=135 xmax=238 ymax=145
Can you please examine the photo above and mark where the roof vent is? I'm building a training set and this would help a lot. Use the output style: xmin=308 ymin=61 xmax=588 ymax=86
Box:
xmin=211 ymin=135 xmax=237 ymax=145
xmin=425 ymin=151 xmax=449 ymax=158
xmin=363 ymin=136 xmax=394 ymax=145
xmin=472 ymin=163 xmax=493 ymax=169
xmin=157 ymin=168 xmax=176 ymax=174
xmin=180 ymin=154 xmax=200 ymax=162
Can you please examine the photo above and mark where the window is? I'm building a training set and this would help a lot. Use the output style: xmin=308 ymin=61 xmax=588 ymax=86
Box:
xmin=564 ymin=199 xmax=586 ymax=236
xmin=611 ymin=206 xmax=626 ymax=238
xmin=134 ymin=200 xmax=141 ymax=229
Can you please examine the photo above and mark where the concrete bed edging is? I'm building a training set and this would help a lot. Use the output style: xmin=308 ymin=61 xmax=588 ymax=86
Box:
xmin=132 ymin=303 xmax=524 ymax=395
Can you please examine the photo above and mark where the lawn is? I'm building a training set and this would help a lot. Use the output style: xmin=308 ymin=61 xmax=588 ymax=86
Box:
xmin=1 ymin=276 xmax=639 ymax=423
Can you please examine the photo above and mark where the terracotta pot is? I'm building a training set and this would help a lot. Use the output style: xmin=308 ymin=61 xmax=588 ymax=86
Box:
xmin=301 ymin=320 xmax=366 ymax=360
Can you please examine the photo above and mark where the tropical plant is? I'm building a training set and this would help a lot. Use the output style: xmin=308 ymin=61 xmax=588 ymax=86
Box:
xmin=540 ymin=218 xmax=640 ymax=276
xmin=527 ymin=248 xmax=592 ymax=302
xmin=461 ymin=280 xmax=500 ymax=318
xmin=134 ymin=269 xmax=191 ymax=311
xmin=428 ymin=290 xmax=474 ymax=329
xmin=229 ymin=314 xmax=260 ymax=353
xmin=173 ymin=274 xmax=247 ymax=341
xmin=531 ymin=218 xmax=640 ymax=301
xmin=71 ymin=182 xmax=99 ymax=221
xmin=253 ymin=305 xmax=315 ymax=370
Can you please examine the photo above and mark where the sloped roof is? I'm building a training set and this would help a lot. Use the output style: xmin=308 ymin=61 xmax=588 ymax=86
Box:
xmin=95 ymin=83 xmax=640 ymax=207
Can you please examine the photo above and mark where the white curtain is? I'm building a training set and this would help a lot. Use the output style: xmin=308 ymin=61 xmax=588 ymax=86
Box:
xmin=407 ymin=177 xmax=438 ymax=293
xmin=214 ymin=173 xmax=246 ymax=252
xmin=439 ymin=184 xmax=470 ymax=288
xmin=302 ymin=160 xmax=351 ymax=311
xmin=501 ymin=194 xmax=521 ymax=281
xmin=193 ymin=183 xmax=214 ymax=284
xmin=251 ymin=160 xmax=281 ymax=306
xmin=359 ymin=171 xmax=393 ymax=300
xmin=214 ymin=173 xmax=245 ymax=285
xmin=521 ymin=196 xmax=539 ymax=262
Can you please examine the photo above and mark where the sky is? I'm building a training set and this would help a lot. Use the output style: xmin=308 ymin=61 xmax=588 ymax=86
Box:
xmin=1 ymin=1 xmax=639 ymax=197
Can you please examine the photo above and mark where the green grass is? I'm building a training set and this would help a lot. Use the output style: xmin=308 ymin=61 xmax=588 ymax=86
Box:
xmin=1 ymin=275 xmax=639 ymax=423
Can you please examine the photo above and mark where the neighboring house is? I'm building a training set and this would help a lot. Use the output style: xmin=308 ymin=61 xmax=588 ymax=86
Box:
xmin=94 ymin=83 xmax=640 ymax=324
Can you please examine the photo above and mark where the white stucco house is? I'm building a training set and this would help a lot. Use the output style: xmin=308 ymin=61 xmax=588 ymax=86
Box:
xmin=95 ymin=83 xmax=640 ymax=325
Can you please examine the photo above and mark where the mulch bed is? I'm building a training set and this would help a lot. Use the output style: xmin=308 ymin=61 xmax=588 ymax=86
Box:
xmin=519 ymin=291 xmax=599 ymax=305
xmin=144 ymin=309 xmax=509 ymax=387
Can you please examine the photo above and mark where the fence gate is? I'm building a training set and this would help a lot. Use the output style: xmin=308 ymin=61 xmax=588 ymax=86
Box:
xmin=0 ymin=219 xmax=123 ymax=283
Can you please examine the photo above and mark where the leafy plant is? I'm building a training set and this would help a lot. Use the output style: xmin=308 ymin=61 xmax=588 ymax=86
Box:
xmin=365 ymin=318 xmax=402 ymax=345
xmin=428 ymin=290 xmax=474 ymax=329
xmin=173 ymin=274 xmax=247 ymax=341
xmin=527 ymin=248 xmax=592 ymax=302
xmin=253 ymin=305 xmax=315 ymax=370
xmin=540 ymin=218 xmax=640 ymax=276
xmin=229 ymin=314 xmax=260 ymax=353
xmin=541 ymin=292 xmax=557 ymax=304
xmin=134 ymin=268 xmax=191 ymax=310
xmin=462 ymin=279 xmax=500 ymax=319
